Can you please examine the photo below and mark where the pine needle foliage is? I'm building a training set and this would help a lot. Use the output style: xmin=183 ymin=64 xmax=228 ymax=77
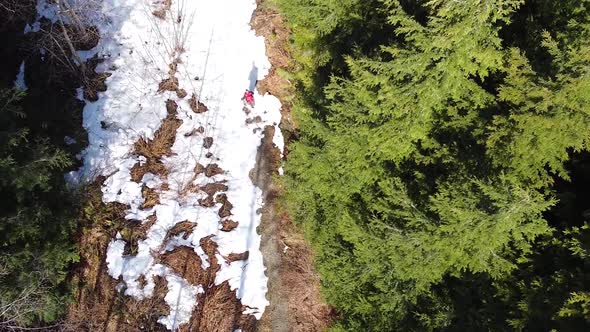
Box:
xmin=0 ymin=89 xmax=78 ymax=326
xmin=277 ymin=0 xmax=590 ymax=330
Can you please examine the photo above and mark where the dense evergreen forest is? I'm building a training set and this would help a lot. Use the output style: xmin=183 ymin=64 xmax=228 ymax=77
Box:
xmin=0 ymin=2 xmax=85 ymax=327
xmin=276 ymin=0 xmax=590 ymax=330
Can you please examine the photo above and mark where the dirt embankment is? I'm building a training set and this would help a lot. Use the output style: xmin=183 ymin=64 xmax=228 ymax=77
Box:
xmin=250 ymin=1 xmax=334 ymax=331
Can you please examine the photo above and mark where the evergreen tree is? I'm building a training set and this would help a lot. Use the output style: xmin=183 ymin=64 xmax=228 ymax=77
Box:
xmin=278 ymin=0 xmax=590 ymax=330
xmin=0 ymin=88 xmax=78 ymax=326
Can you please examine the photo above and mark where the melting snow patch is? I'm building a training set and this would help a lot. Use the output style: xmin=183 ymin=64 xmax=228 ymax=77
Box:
xmin=67 ymin=0 xmax=283 ymax=328
xmin=158 ymin=274 xmax=203 ymax=330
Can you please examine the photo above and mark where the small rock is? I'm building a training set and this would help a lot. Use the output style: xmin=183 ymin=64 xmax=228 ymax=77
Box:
xmin=203 ymin=137 xmax=213 ymax=149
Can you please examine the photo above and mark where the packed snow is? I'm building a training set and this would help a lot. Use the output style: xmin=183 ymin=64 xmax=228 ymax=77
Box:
xmin=14 ymin=61 xmax=27 ymax=91
xmin=31 ymin=0 xmax=285 ymax=329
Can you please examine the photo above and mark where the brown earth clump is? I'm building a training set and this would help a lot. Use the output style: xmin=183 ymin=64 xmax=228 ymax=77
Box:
xmin=189 ymin=93 xmax=209 ymax=113
xmin=166 ymin=220 xmax=196 ymax=241
xmin=198 ymin=195 xmax=215 ymax=208
xmin=157 ymin=76 xmax=179 ymax=93
xmin=226 ymin=251 xmax=249 ymax=263
xmin=181 ymin=282 xmax=244 ymax=332
xmin=141 ymin=185 xmax=159 ymax=209
xmin=220 ymin=219 xmax=239 ymax=232
xmin=176 ymin=88 xmax=188 ymax=99
xmin=203 ymin=137 xmax=214 ymax=149
xmin=160 ymin=246 xmax=207 ymax=286
xmin=134 ymin=100 xmax=181 ymax=161
xmin=215 ymin=193 xmax=233 ymax=218
xmin=195 ymin=162 xmax=206 ymax=175
xmin=200 ymin=182 xmax=228 ymax=196
xmin=205 ymin=163 xmax=224 ymax=177
xmin=152 ymin=0 xmax=172 ymax=19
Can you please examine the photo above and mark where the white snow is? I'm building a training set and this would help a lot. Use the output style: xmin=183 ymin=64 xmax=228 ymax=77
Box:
xmin=14 ymin=61 xmax=27 ymax=91
xmin=64 ymin=136 xmax=77 ymax=145
xmin=55 ymin=0 xmax=283 ymax=329
xmin=158 ymin=274 xmax=204 ymax=330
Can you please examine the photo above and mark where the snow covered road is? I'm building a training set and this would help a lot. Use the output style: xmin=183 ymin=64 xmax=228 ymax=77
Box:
xmin=57 ymin=0 xmax=283 ymax=329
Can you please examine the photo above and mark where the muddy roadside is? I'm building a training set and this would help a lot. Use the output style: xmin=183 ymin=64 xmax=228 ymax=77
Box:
xmin=250 ymin=1 xmax=334 ymax=331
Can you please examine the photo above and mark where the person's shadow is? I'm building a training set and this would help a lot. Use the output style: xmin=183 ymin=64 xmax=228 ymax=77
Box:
xmin=248 ymin=63 xmax=258 ymax=91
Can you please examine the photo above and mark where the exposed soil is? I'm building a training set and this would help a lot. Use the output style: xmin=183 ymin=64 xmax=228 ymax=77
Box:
xmin=189 ymin=93 xmax=209 ymax=113
xmin=251 ymin=127 xmax=333 ymax=332
xmin=251 ymin=1 xmax=334 ymax=331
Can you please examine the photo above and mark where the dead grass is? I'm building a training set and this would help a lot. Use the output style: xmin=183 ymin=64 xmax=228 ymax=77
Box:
xmin=279 ymin=214 xmax=335 ymax=331
xmin=130 ymin=160 xmax=168 ymax=183
xmin=160 ymin=220 xmax=196 ymax=250
xmin=83 ymin=57 xmax=111 ymax=102
xmin=167 ymin=220 xmax=196 ymax=240
xmin=134 ymin=99 xmax=181 ymax=161
xmin=66 ymin=181 xmax=129 ymax=331
xmin=118 ymin=276 xmax=170 ymax=332
xmin=215 ymin=193 xmax=234 ymax=218
xmin=189 ymin=93 xmax=209 ymax=113
xmin=200 ymin=182 xmax=228 ymax=196
xmin=157 ymin=76 xmax=180 ymax=93
xmin=180 ymin=282 xmax=244 ymax=332
xmin=248 ymin=4 xmax=336 ymax=325
xmin=198 ymin=195 xmax=215 ymax=208
xmin=152 ymin=0 xmax=172 ymax=20
xmin=176 ymin=88 xmax=188 ymax=98
xmin=119 ymin=215 xmax=157 ymax=256
xmin=141 ymin=185 xmax=160 ymax=209
xmin=205 ymin=163 xmax=224 ymax=177
xmin=160 ymin=246 xmax=207 ymax=286
xmin=225 ymin=251 xmax=249 ymax=263
xmin=68 ymin=180 xmax=168 ymax=331
xmin=220 ymin=219 xmax=239 ymax=232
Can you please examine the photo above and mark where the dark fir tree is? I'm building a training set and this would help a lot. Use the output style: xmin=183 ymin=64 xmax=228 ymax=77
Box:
xmin=0 ymin=89 xmax=78 ymax=326
xmin=277 ymin=0 xmax=590 ymax=330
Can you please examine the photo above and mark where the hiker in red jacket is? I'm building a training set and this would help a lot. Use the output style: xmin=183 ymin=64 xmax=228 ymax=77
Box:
xmin=242 ymin=89 xmax=255 ymax=107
